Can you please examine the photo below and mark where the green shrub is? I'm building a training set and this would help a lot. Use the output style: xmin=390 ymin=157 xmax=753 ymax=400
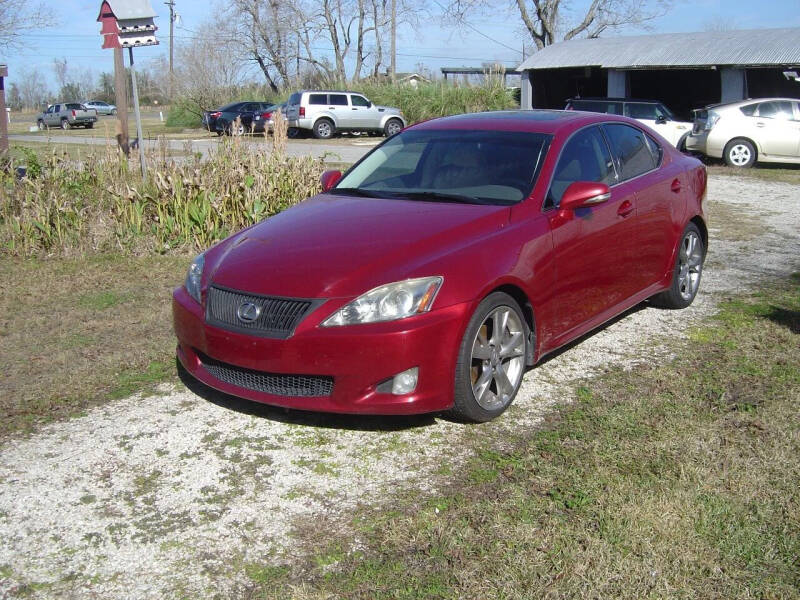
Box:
xmin=165 ymin=104 xmax=201 ymax=128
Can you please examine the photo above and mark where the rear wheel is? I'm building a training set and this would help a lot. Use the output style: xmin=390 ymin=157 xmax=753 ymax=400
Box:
xmin=111 ymin=108 xmax=117 ymax=115
xmin=650 ymin=223 xmax=705 ymax=309
xmin=384 ymin=118 xmax=403 ymax=137
xmin=86 ymin=122 xmax=94 ymax=129
xmin=451 ymin=292 xmax=528 ymax=422
xmin=313 ymin=119 xmax=334 ymax=139
xmin=287 ymin=127 xmax=301 ymax=139
xmin=724 ymin=138 xmax=756 ymax=168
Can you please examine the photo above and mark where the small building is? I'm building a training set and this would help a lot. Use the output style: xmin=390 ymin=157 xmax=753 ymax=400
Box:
xmin=517 ymin=27 xmax=800 ymax=117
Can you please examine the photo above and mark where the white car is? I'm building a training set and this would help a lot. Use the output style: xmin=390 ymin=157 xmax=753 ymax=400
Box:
xmin=687 ymin=98 xmax=800 ymax=168
xmin=82 ymin=100 xmax=117 ymax=116
xmin=285 ymin=90 xmax=406 ymax=139
xmin=564 ymin=97 xmax=693 ymax=150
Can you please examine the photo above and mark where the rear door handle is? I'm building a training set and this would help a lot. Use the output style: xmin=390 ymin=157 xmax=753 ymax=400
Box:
xmin=671 ymin=178 xmax=682 ymax=193
xmin=617 ymin=200 xmax=634 ymax=218
xmin=756 ymin=122 xmax=765 ymax=128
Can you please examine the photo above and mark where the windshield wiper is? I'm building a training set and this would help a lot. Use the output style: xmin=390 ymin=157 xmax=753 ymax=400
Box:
xmin=327 ymin=187 xmax=387 ymax=198
xmin=389 ymin=191 xmax=491 ymax=205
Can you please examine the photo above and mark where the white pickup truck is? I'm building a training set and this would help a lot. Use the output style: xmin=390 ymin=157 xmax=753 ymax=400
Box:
xmin=37 ymin=103 xmax=98 ymax=130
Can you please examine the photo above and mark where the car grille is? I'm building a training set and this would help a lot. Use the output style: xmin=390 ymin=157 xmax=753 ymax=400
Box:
xmin=197 ymin=351 xmax=334 ymax=398
xmin=206 ymin=285 xmax=319 ymax=338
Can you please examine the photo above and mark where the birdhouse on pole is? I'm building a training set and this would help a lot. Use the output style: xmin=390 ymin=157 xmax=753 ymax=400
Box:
xmin=97 ymin=0 xmax=159 ymax=49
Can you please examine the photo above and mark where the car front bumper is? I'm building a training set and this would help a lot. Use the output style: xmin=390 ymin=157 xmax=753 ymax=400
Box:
xmin=173 ymin=285 xmax=471 ymax=415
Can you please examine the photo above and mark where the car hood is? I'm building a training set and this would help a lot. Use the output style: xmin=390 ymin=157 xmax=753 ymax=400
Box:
xmin=377 ymin=105 xmax=402 ymax=115
xmin=208 ymin=193 xmax=509 ymax=299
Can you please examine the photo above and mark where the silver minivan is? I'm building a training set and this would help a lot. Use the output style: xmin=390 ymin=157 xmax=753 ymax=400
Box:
xmin=285 ymin=90 xmax=406 ymax=139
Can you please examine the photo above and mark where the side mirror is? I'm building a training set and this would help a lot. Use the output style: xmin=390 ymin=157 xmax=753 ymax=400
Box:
xmin=655 ymin=115 xmax=667 ymax=124
xmin=320 ymin=170 xmax=343 ymax=192
xmin=560 ymin=181 xmax=610 ymax=212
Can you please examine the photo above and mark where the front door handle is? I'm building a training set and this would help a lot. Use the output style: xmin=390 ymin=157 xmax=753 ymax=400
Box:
xmin=671 ymin=178 xmax=682 ymax=193
xmin=617 ymin=200 xmax=634 ymax=218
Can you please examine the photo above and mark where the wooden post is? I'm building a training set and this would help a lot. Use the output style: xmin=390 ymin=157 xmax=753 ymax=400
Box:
xmin=128 ymin=47 xmax=146 ymax=178
xmin=114 ymin=47 xmax=130 ymax=155
xmin=0 ymin=65 xmax=8 ymax=160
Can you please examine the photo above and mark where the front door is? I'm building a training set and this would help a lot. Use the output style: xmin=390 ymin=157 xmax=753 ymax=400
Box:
xmin=546 ymin=125 xmax=641 ymax=342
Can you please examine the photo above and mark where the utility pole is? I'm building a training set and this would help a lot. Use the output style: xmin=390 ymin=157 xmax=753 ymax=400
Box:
xmin=390 ymin=0 xmax=396 ymax=82
xmin=165 ymin=0 xmax=175 ymax=99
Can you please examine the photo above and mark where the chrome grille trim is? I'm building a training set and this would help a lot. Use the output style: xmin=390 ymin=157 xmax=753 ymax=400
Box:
xmin=198 ymin=351 xmax=334 ymax=398
xmin=206 ymin=285 xmax=322 ymax=338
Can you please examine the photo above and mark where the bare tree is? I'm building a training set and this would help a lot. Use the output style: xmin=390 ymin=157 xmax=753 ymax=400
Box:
xmin=16 ymin=67 xmax=50 ymax=109
xmin=0 ymin=0 xmax=47 ymax=51
xmin=447 ymin=0 xmax=670 ymax=51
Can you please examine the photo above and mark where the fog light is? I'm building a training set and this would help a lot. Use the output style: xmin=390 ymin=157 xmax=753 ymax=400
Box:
xmin=391 ymin=367 xmax=418 ymax=395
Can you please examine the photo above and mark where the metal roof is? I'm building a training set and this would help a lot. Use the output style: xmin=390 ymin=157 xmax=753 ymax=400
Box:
xmin=517 ymin=27 xmax=800 ymax=71
xmin=98 ymin=0 xmax=157 ymax=20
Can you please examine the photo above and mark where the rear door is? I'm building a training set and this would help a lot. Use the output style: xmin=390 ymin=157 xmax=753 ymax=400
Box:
xmin=602 ymin=122 xmax=675 ymax=291
xmin=753 ymin=100 xmax=800 ymax=158
xmin=546 ymin=125 xmax=640 ymax=341
xmin=328 ymin=93 xmax=350 ymax=126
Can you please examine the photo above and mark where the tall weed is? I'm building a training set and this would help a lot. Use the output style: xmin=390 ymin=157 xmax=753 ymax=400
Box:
xmin=0 ymin=139 xmax=325 ymax=256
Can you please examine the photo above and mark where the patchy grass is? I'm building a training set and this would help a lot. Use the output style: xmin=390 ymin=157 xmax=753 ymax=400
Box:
xmin=249 ymin=274 xmax=800 ymax=599
xmin=707 ymin=164 xmax=800 ymax=185
xmin=0 ymin=254 xmax=187 ymax=440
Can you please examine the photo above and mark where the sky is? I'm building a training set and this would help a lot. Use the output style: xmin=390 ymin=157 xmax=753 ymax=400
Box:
xmin=3 ymin=0 xmax=800 ymax=90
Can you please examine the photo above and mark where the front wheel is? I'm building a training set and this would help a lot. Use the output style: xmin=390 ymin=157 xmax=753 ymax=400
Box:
xmin=60 ymin=119 xmax=70 ymax=130
xmin=384 ymin=118 xmax=403 ymax=137
xmin=451 ymin=292 xmax=528 ymax=422
xmin=37 ymin=120 xmax=47 ymax=131
xmin=724 ymin=138 xmax=756 ymax=168
xmin=650 ymin=223 xmax=705 ymax=309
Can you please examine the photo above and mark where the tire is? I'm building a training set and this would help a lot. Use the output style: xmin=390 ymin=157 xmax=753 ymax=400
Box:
xmin=287 ymin=127 xmax=301 ymax=139
xmin=111 ymin=109 xmax=117 ymax=115
xmin=37 ymin=120 xmax=47 ymax=131
xmin=650 ymin=223 xmax=705 ymax=309
xmin=216 ymin=130 xmax=223 ymax=136
xmin=384 ymin=118 xmax=403 ymax=137
xmin=86 ymin=122 xmax=94 ymax=129
xmin=236 ymin=124 xmax=245 ymax=136
xmin=60 ymin=119 xmax=70 ymax=130
xmin=451 ymin=292 xmax=529 ymax=422
xmin=677 ymin=132 xmax=689 ymax=153
xmin=313 ymin=119 xmax=334 ymax=139
xmin=724 ymin=138 xmax=756 ymax=168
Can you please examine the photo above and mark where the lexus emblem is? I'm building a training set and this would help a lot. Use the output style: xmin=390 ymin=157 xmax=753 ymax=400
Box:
xmin=236 ymin=302 xmax=261 ymax=323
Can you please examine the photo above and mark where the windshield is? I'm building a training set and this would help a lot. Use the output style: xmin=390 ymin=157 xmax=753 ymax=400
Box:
xmin=334 ymin=129 xmax=551 ymax=205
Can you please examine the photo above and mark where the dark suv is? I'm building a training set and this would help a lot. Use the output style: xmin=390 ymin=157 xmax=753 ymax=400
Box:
xmin=565 ymin=97 xmax=693 ymax=149
xmin=202 ymin=101 xmax=277 ymax=136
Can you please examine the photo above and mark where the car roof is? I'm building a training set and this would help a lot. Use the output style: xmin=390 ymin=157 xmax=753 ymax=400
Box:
xmin=410 ymin=109 xmax=638 ymax=134
xmin=295 ymin=90 xmax=366 ymax=95
xmin=703 ymin=97 xmax=800 ymax=110
xmin=566 ymin=97 xmax=665 ymax=104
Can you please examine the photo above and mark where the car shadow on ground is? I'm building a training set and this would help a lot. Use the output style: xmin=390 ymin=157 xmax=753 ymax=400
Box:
xmin=176 ymin=358 xmax=437 ymax=432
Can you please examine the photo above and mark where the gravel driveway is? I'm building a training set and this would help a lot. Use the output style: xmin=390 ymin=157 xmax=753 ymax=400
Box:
xmin=1 ymin=175 xmax=798 ymax=598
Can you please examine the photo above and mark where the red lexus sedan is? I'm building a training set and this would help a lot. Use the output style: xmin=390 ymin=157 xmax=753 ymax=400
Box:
xmin=173 ymin=110 xmax=707 ymax=422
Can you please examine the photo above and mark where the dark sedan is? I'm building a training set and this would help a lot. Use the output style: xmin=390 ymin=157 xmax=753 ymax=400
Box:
xmin=174 ymin=110 xmax=707 ymax=422
xmin=202 ymin=101 xmax=277 ymax=136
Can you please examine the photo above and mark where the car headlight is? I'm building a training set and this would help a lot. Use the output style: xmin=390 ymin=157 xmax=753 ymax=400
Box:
xmin=322 ymin=276 xmax=443 ymax=326
xmin=184 ymin=253 xmax=205 ymax=303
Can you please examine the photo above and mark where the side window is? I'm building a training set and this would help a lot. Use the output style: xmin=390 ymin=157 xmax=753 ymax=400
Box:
xmin=644 ymin=134 xmax=663 ymax=166
xmin=288 ymin=92 xmax=301 ymax=106
xmin=329 ymin=94 xmax=348 ymax=106
xmin=739 ymin=103 xmax=757 ymax=117
xmin=625 ymin=103 xmax=658 ymax=120
xmin=351 ymin=95 xmax=370 ymax=107
xmin=603 ymin=123 xmax=657 ymax=181
xmin=793 ymin=102 xmax=800 ymax=121
xmin=309 ymin=94 xmax=327 ymax=105
xmin=757 ymin=101 xmax=793 ymax=120
xmin=54 ymin=105 xmax=61 ymax=112
xmin=546 ymin=126 xmax=616 ymax=209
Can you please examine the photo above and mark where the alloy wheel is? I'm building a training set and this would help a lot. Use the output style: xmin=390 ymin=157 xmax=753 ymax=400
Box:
xmin=728 ymin=144 xmax=751 ymax=167
xmin=470 ymin=306 xmax=526 ymax=411
xmin=677 ymin=231 xmax=703 ymax=300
